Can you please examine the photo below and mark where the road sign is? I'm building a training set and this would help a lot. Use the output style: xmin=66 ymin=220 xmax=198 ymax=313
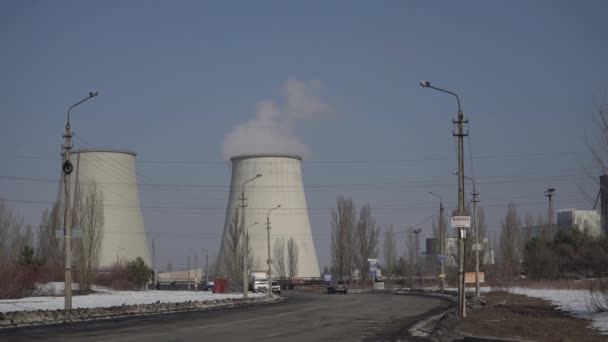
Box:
xmin=438 ymin=273 xmax=446 ymax=278
xmin=438 ymin=254 xmax=446 ymax=261
xmin=451 ymin=216 xmax=470 ymax=228
xmin=323 ymin=274 xmax=332 ymax=282
xmin=370 ymin=270 xmax=377 ymax=277
xmin=367 ymin=258 xmax=379 ymax=263
xmin=465 ymin=272 xmax=485 ymax=284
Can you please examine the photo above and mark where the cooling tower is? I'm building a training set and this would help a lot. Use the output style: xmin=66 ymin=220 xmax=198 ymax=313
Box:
xmin=61 ymin=150 xmax=151 ymax=268
xmin=218 ymin=154 xmax=320 ymax=278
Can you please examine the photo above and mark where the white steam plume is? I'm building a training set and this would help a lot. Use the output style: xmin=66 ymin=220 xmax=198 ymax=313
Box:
xmin=222 ymin=79 xmax=329 ymax=160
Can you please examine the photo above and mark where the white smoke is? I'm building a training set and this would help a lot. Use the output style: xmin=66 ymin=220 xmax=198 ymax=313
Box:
xmin=222 ymin=79 xmax=329 ymax=160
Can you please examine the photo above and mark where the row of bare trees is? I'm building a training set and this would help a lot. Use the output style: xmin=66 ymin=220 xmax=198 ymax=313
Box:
xmin=330 ymin=196 xmax=380 ymax=281
xmin=0 ymin=180 xmax=106 ymax=297
xmin=272 ymin=238 xmax=299 ymax=279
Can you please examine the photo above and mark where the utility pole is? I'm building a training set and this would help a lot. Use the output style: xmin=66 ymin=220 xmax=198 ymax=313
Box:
xmin=62 ymin=91 xmax=98 ymax=312
xmin=194 ymin=253 xmax=199 ymax=291
xmin=266 ymin=205 xmax=281 ymax=298
xmin=201 ymin=248 xmax=209 ymax=290
xmin=544 ymin=188 xmax=555 ymax=239
xmin=153 ymin=239 xmax=157 ymax=288
xmin=414 ymin=228 xmax=421 ymax=287
xmin=472 ymin=188 xmax=480 ymax=298
xmin=428 ymin=191 xmax=445 ymax=291
xmin=241 ymin=174 xmax=262 ymax=300
xmin=187 ymin=254 xmax=191 ymax=291
xmin=420 ymin=80 xmax=467 ymax=318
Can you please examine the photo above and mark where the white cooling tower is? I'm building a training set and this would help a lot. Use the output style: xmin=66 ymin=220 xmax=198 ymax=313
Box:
xmin=62 ymin=150 xmax=151 ymax=268
xmin=218 ymin=154 xmax=320 ymax=278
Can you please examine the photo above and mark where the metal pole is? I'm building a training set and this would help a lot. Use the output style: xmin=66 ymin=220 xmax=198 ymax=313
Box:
xmin=428 ymin=191 xmax=445 ymax=291
xmin=439 ymin=201 xmax=445 ymax=291
xmin=201 ymin=248 xmax=208 ymax=290
xmin=472 ymin=186 xmax=480 ymax=298
xmin=267 ymin=213 xmax=272 ymax=297
xmin=153 ymin=239 xmax=157 ymax=288
xmin=188 ymin=254 xmax=190 ymax=291
xmin=195 ymin=253 xmax=198 ymax=291
xmin=240 ymin=174 xmax=261 ymax=300
xmin=457 ymin=108 xmax=466 ymax=318
xmin=420 ymin=81 xmax=467 ymax=317
xmin=266 ymin=205 xmax=280 ymax=297
xmin=63 ymin=91 xmax=98 ymax=312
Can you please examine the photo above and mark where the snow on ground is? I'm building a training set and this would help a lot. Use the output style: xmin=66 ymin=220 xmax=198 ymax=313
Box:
xmin=1 ymin=283 xmax=264 ymax=313
xmin=510 ymin=287 xmax=608 ymax=335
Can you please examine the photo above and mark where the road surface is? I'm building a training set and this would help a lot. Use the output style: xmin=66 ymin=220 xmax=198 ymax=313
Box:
xmin=1 ymin=292 xmax=451 ymax=342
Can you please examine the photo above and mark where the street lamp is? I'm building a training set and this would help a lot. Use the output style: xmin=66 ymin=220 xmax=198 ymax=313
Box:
xmin=63 ymin=90 xmax=99 ymax=311
xmin=266 ymin=205 xmax=281 ymax=297
xmin=453 ymin=171 xmax=481 ymax=299
xmin=428 ymin=190 xmax=445 ymax=291
xmin=201 ymin=248 xmax=209 ymax=291
xmin=421 ymin=80 xmax=467 ymax=318
xmin=116 ymin=247 xmax=125 ymax=265
xmin=241 ymin=174 xmax=262 ymax=299
xmin=544 ymin=188 xmax=556 ymax=239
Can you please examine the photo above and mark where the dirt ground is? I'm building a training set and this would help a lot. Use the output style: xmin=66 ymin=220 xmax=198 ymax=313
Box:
xmin=455 ymin=291 xmax=606 ymax=342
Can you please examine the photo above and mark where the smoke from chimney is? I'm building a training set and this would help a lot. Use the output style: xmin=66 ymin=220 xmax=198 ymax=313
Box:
xmin=222 ymin=79 xmax=329 ymax=160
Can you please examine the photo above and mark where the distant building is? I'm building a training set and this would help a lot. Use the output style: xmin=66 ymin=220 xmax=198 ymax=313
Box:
xmin=557 ymin=208 xmax=601 ymax=237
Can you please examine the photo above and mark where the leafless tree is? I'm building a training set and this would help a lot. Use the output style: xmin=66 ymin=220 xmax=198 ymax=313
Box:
xmin=0 ymin=199 xmax=27 ymax=264
xmin=330 ymin=196 xmax=356 ymax=280
xmin=273 ymin=238 xmax=287 ymax=279
xmin=354 ymin=204 xmax=379 ymax=281
xmin=73 ymin=181 xmax=105 ymax=294
xmin=287 ymin=237 xmax=299 ymax=278
xmin=383 ymin=224 xmax=397 ymax=280
xmin=497 ymin=202 xmax=522 ymax=286
xmin=404 ymin=226 xmax=417 ymax=286
xmin=37 ymin=201 xmax=63 ymax=265
xmin=221 ymin=208 xmax=245 ymax=283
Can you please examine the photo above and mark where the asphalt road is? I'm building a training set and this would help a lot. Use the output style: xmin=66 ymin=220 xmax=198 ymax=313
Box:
xmin=0 ymin=292 xmax=451 ymax=342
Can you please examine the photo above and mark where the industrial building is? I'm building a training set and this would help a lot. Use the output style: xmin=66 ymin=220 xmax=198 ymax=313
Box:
xmin=217 ymin=154 xmax=320 ymax=278
xmin=60 ymin=150 xmax=151 ymax=268
xmin=556 ymin=208 xmax=601 ymax=237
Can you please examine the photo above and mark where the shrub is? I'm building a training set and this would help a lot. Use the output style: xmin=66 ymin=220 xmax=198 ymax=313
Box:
xmin=127 ymin=257 xmax=153 ymax=290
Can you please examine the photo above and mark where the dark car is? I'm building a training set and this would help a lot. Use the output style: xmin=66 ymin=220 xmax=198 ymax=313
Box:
xmin=327 ymin=280 xmax=348 ymax=294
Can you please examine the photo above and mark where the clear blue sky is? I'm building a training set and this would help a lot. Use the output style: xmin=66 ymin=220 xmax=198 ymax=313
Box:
xmin=1 ymin=0 xmax=607 ymax=270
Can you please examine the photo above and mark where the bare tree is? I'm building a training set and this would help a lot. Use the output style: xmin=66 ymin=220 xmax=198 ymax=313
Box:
xmin=73 ymin=181 xmax=105 ymax=294
xmin=273 ymin=238 xmax=287 ymax=279
xmin=498 ymin=202 xmax=522 ymax=286
xmin=287 ymin=237 xmax=299 ymax=278
xmin=404 ymin=226 xmax=417 ymax=286
xmin=0 ymin=199 xmax=27 ymax=264
xmin=383 ymin=224 xmax=397 ymax=280
xmin=37 ymin=202 xmax=63 ymax=265
xmin=355 ymin=204 xmax=379 ymax=281
xmin=330 ymin=196 xmax=356 ymax=280
xmin=221 ymin=208 xmax=244 ymax=283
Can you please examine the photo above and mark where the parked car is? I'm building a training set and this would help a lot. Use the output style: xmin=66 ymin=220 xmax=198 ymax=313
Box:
xmin=271 ymin=281 xmax=281 ymax=294
xmin=327 ymin=280 xmax=348 ymax=294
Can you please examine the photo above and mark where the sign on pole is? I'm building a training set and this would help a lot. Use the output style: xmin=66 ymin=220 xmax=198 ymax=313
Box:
xmin=465 ymin=272 xmax=485 ymax=284
xmin=451 ymin=216 xmax=471 ymax=228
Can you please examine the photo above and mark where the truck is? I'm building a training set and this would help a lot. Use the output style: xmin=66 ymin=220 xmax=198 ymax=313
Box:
xmin=249 ymin=271 xmax=269 ymax=293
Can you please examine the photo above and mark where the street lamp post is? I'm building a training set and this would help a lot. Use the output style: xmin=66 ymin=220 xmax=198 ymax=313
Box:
xmin=116 ymin=247 xmax=125 ymax=265
xmin=428 ymin=190 xmax=445 ymax=291
xmin=544 ymin=188 xmax=555 ymax=239
xmin=201 ymin=248 xmax=209 ymax=291
xmin=421 ymin=80 xmax=467 ymax=318
xmin=62 ymin=91 xmax=99 ymax=311
xmin=266 ymin=205 xmax=281 ymax=298
xmin=241 ymin=174 xmax=262 ymax=300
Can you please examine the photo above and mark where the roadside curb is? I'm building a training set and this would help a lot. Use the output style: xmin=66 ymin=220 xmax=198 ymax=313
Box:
xmin=0 ymin=295 xmax=284 ymax=330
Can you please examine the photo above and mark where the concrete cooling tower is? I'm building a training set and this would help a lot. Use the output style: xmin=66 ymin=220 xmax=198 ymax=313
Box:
xmin=61 ymin=150 xmax=151 ymax=268
xmin=218 ymin=154 xmax=320 ymax=278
